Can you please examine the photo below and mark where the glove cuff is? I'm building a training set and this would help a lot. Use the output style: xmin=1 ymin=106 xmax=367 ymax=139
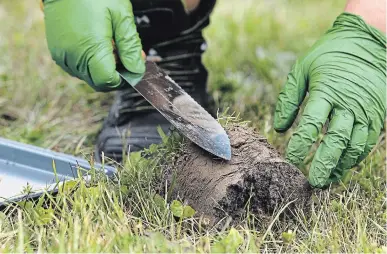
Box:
xmin=334 ymin=13 xmax=386 ymax=47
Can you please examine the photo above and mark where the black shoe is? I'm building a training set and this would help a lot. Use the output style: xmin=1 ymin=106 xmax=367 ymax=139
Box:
xmin=95 ymin=88 xmax=171 ymax=161
xmin=95 ymin=0 xmax=217 ymax=162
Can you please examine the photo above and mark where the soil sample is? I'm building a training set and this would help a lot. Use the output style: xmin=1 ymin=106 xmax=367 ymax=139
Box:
xmin=163 ymin=124 xmax=312 ymax=226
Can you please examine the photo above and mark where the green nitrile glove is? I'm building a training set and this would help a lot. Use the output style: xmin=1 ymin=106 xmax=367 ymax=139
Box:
xmin=43 ymin=0 xmax=145 ymax=92
xmin=274 ymin=13 xmax=386 ymax=188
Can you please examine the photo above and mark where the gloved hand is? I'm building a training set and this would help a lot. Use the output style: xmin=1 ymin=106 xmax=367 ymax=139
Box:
xmin=43 ymin=0 xmax=145 ymax=92
xmin=274 ymin=13 xmax=386 ymax=188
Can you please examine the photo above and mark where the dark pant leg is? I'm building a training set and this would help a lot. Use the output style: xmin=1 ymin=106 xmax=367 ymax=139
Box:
xmin=95 ymin=0 xmax=217 ymax=162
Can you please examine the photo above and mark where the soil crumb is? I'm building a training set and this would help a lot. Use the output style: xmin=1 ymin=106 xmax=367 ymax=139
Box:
xmin=163 ymin=124 xmax=312 ymax=226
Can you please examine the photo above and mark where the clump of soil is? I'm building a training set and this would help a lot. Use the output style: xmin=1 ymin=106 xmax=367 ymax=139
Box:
xmin=162 ymin=124 xmax=312 ymax=226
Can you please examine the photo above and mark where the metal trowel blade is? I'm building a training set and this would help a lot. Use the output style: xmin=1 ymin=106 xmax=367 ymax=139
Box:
xmin=118 ymin=61 xmax=231 ymax=160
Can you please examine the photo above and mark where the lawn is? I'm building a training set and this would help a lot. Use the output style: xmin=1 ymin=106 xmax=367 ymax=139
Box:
xmin=0 ymin=0 xmax=386 ymax=252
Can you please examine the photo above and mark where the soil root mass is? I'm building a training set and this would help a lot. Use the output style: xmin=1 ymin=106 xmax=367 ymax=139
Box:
xmin=164 ymin=124 xmax=312 ymax=225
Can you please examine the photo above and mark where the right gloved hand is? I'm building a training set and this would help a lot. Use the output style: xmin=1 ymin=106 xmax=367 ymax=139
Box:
xmin=274 ymin=13 xmax=386 ymax=188
xmin=43 ymin=0 xmax=145 ymax=92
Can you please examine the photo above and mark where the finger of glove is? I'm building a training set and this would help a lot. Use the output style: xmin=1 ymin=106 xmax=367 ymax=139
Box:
xmin=112 ymin=1 xmax=145 ymax=76
xmin=88 ymin=41 xmax=121 ymax=91
xmin=285 ymin=94 xmax=332 ymax=167
xmin=51 ymin=50 xmax=77 ymax=78
xmin=357 ymin=119 xmax=383 ymax=163
xmin=308 ymin=109 xmax=354 ymax=188
xmin=274 ymin=61 xmax=307 ymax=132
xmin=335 ymin=122 xmax=368 ymax=172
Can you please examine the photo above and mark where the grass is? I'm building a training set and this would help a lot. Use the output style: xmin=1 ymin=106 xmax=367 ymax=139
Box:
xmin=0 ymin=0 xmax=386 ymax=252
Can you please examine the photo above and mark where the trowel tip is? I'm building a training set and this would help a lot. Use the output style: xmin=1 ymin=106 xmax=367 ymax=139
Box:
xmin=213 ymin=133 xmax=232 ymax=161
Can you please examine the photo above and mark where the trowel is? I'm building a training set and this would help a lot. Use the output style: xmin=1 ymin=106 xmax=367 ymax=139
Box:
xmin=118 ymin=61 xmax=231 ymax=160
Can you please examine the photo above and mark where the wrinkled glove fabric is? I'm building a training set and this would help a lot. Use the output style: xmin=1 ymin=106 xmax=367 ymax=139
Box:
xmin=274 ymin=13 xmax=386 ymax=188
xmin=43 ymin=0 xmax=145 ymax=91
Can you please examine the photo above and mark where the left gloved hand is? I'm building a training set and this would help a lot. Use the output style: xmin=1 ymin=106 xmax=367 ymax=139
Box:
xmin=42 ymin=0 xmax=145 ymax=92
xmin=274 ymin=13 xmax=386 ymax=188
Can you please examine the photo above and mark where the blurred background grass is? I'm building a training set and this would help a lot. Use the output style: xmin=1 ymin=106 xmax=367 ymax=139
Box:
xmin=0 ymin=0 xmax=385 ymax=252
xmin=0 ymin=0 xmax=110 ymax=155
